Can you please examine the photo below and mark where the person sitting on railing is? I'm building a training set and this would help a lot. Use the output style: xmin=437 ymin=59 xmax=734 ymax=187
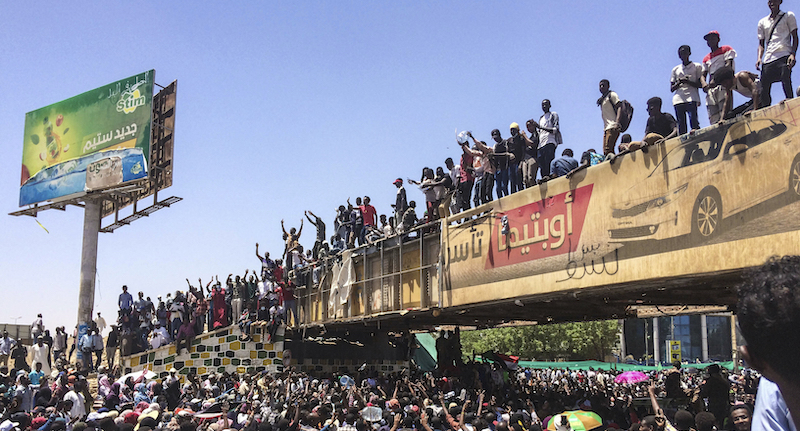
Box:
xmin=567 ymin=148 xmax=604 ymax=177
xmin=266 ymin=302 xmax=285 ymax=343
xmin=364 ymin=222 xmax=385 ymax=243
xmin=705 ymin=67 xmax=760 ymax=123
xmin=379 ymin=214 xmax=395 ymax=238
xmin=400 ymin=201 xmax=419 ymax=235
xmin=330 ymin=234 xmax=345 ymax=254
xmin=175 ymin=314 xmax=195 ymax=355
xmin=238 ymin=300 xmax=257 ymax=341
xmin=549 ymin=149 xmax=579 ymax=179
xmin=626 ymin=97 xmax=679 ymax=151
xmin=149 ymin=322 xmax=170 ymax=349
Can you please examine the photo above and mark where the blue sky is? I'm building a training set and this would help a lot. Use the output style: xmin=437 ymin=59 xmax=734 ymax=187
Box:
xmin=0 ymin=1 xmax=769 ymax=333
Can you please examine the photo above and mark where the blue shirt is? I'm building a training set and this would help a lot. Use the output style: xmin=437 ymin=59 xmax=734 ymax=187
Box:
xmin=29 ymin=369 xmax=44 ymax=385
xmin=550 ymin=156 xmax=579 ymax=178
xmin=119 ymin=291 xmax=133 ymax=310
xmin=753 ymin=377 xmax=797 ymax=431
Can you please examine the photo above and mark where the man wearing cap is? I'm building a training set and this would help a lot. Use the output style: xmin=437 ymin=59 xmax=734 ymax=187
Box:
xmin=0 ymin=331 xmax=16 ymax=367
xmin=757 ymin=0 xmax=798 ymax=107
xmin=671 ymin=45 xmax=703 ymax=134
xmin=392 ymin=178 xmax=408 ymax=228
xmin=702 ymin=31 xmax=740 ymax=123
xmin=702 ymin=31 xmax=737 ymax=84
xmin=534 ymin=99 xmax=560 ymax=180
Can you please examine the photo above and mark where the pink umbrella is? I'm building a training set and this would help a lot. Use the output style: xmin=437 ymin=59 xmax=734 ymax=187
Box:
xmin=614 ymin=371 xmax=648 ymax=384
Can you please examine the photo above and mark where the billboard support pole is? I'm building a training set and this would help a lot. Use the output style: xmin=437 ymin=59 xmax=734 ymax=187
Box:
xmin=76 ymin=198 xmax=101 ymax=369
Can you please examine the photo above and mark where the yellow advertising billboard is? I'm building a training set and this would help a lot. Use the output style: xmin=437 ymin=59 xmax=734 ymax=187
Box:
xmin=443 ymin=98 xmax=800 ymax=308
xmin=19 ymin=71 xmax=154 ymax=206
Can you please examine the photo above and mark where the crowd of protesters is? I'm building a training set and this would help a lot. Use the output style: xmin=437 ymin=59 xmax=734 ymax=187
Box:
xmin=0 ymin=348 xmax=778 ymax=431
xmin=1 ymin=251 xmax=798 ymax=431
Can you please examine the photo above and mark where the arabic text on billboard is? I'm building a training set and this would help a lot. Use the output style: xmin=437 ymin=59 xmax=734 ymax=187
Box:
xmin=19 ymin=70 xmax=155 ymax=206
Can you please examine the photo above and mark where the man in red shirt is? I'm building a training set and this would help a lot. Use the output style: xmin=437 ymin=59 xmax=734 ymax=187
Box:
xmin=360 ymin=196 xmax=377 ymax=232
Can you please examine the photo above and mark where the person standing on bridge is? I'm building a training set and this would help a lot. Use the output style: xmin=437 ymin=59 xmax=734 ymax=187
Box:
xmin=599 ymin=79 xmax=624 ymax=156
xmin=491 ymin=129 xmax=512 ymax=198
xmin=534 ymin=99 xmax=560 ymax=180
xmin=670 ymin=45 xmax=703 ymax=134
xmin=281 ymin=219 xmax=303 ymax=277
xmin=757 ymin=0 xmax=798 ymax=107
xmin=392 ymin=178 xmax=408 ymax=227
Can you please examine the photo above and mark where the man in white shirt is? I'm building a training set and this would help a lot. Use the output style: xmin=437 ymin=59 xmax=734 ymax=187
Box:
xmin=671 ymin=45 xmax=703 ymax=134
xmin=757 ymin=0 xmax=798 ymax=107
xmin=94 ymin=312 xmax=107 ymax=334
xmin=598 ymin=79 xmax=623 ymax=156
xmin=64 ymin=379 xmax=86 ymax=422
xmin=535 ymin=99 xmax=560 ymax=179
xmin=150 ymin=323 xmax=170 ymax=349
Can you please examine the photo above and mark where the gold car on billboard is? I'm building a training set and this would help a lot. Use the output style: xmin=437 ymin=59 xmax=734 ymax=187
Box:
xmin=609 ymin=117 xmax=800 ymax=242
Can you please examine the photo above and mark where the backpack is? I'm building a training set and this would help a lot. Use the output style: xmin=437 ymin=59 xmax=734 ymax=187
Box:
xmin=617 ymin=99 xmax=634 ymax=133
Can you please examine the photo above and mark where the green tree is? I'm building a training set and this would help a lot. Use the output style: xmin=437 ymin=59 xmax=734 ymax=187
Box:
xmin=460 ymin=320 xmax=621 ymax=361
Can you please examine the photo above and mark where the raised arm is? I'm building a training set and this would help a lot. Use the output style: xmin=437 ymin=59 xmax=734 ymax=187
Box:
xmin=519 ymin=128 xmax=536 ymax=147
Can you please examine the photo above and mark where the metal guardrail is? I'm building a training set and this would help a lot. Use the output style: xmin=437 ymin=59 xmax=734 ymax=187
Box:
xmin=294 ymin=220 xmax=442 ymax=326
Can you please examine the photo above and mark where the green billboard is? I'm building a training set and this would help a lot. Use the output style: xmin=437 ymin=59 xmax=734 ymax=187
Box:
xmin=19 ymin=70 xmax=154 ymax=206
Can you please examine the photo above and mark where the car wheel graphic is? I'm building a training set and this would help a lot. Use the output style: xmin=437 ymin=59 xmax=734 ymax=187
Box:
xmin=692 ymin=188 xmax=722 ymax=240
xmin=790 ymin=154 xmax=800 ymax=199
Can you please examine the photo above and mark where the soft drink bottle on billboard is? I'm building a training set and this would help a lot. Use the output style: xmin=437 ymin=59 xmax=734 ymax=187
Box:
xmin=44 ymin=117 xmax=62 ymax=165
